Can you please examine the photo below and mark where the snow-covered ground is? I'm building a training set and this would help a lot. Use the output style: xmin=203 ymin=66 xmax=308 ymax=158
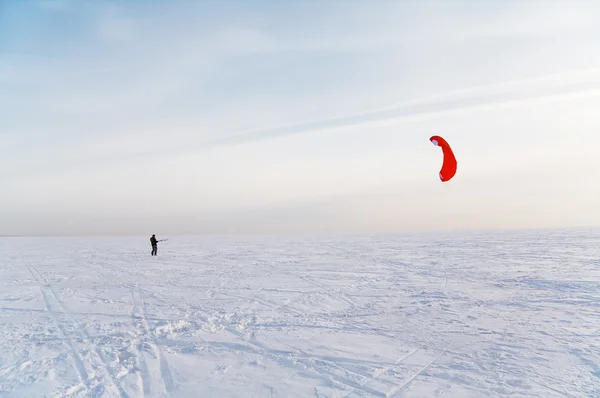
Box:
xmin=0 ymin=229 xmax=598 ymax=397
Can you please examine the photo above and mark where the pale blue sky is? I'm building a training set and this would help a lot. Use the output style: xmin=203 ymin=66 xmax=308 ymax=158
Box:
xmin=1 ymin=0 xmax=600 ymax=236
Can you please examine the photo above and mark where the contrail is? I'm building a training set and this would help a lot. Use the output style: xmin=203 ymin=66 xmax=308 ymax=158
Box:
xmin=182 ymin=65 xmax=600 ymax=149
xmin=190 ymin=82 xmax=600 ymax=150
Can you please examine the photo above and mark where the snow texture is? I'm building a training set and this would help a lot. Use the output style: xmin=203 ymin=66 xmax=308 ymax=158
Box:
xmin=1 ymin=229 xmax=599 ymax=397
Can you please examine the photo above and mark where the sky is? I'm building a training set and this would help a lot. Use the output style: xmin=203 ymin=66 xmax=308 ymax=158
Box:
xmin=1 ymin=0 xmax=600 ymax=236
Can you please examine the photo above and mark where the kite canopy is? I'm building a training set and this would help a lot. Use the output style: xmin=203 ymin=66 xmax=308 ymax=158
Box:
xmin=430 ymin=135 xmax=457 ymax=182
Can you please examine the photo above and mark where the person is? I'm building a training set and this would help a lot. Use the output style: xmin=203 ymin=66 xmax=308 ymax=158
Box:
xmin=150 ymin=234 xmax=158 ymax=256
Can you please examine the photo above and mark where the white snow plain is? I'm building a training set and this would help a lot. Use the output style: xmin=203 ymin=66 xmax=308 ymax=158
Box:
xmin=0 ymin=229 xmax=599 ymax=397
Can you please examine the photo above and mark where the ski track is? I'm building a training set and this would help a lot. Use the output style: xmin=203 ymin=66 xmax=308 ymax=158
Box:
xmin=20 ymin=251 xmax=126 ymax=397
xmin=0 ymin=230 xmax=598 ymax=397
xmin=129 ymin=254 xmax=175 ymax=398
xmin=129 ymin=288 xmax=150 ymax=398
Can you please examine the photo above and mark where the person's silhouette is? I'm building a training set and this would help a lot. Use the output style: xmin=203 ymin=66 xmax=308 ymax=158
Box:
xmin=150 ymin=234 xmax=158 ymax=256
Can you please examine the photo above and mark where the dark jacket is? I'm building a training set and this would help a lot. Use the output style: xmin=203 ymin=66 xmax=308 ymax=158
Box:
xmin=150 ymin=236 xmax=157 ymax=246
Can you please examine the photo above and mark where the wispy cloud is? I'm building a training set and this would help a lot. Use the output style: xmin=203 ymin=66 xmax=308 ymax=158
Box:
xmin=8 ymin=65 xmax=600 ymax=177
xmin=186 ymin=66 xmax=600 ymax=148
xmin=93 ymin=4 xmax=137 ymax=43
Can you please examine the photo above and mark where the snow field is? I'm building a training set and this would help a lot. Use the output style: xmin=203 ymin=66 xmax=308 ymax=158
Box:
xmin=0 ymin=230 xmax=599 ymax=397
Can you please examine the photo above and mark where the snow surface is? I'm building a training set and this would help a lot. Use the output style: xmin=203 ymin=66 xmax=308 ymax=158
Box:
xmin=1 ymin=229 xmax=599 ymax=397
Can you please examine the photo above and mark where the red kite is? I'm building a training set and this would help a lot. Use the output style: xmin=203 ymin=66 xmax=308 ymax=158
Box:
xmin=430 ymin=135 xmax=457 ymax=182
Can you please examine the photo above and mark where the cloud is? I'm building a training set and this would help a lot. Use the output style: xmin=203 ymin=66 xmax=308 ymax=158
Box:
xmin=61 ymin=66 xmax=600 ymax=163
xmin=94 ymin=4 xmax=137 ymax=43
xmin=189 ymin=67 xmax=600 ymax=146
xmin=4 ymin=62 xmax=600 ymax=182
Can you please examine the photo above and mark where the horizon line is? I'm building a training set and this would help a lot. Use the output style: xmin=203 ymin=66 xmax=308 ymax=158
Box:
xmin=2 ymin=225 xmax=598 ymax=239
